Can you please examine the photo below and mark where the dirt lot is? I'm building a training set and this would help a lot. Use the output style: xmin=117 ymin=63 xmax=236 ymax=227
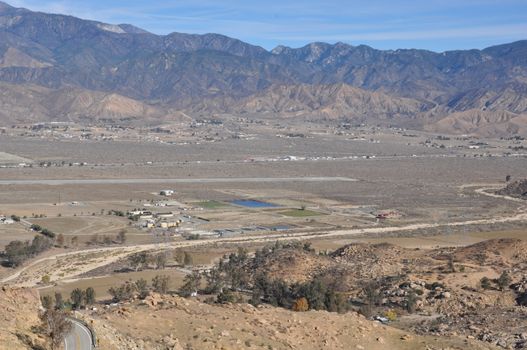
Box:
xmin=0 ymin=130 xmax=525 ymax=295
xmin=0 ymin=223 xmax=35 ymax=249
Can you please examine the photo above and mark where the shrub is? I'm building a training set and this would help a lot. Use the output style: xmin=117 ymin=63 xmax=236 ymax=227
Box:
xmin=292 ymin=297 xmax=309 ymax=312
xmin=41 ymin=295 xmax=53 ymax=310
xmin=385 ymin=309 xmax=398 ymax=321
xmin=216 ymin=289 xmax=239 ymax=304
xmin=497 ymin=271 xmax=512 ymax=291
xmin=40 ymin=228 xmax=56 ymax=239
xmin=480 ymin=277 xmax=492 ymax=290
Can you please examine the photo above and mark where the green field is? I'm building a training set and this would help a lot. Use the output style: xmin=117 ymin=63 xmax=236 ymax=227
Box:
xmin=280 ymin=209 xmax=324 ymax=217
xmin=196 ymin=200 xmax=229 ymax=209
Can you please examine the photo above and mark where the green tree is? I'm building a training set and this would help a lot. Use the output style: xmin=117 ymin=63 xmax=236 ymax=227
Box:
xmin=361 ymin=281 xmax=381 ymax=318
xmin=41 ymin=228 xmax=55 ymax=239
xmin=54 ymin=292 xmax=64 ymax=310
xmin=152 ymin=275 xmax=171 ymax=294
xmin=216 ymin=289 xmax=238 ymax=304
xmin=179 ymin=271 xmax=201 ymax=297
xmin=108 ymin=281 xmax=137 ymax=302
xmin=4 ymin=240 xmax=30 ymax=266
xmin=129 ymin=252 xmax=149 ymax=271
xmin=70 ymin=288 xmax=85 ymax=309
xmin=30 ymin=235 xmax=53 ymax=255
xmin=204 ymin=267 xmax=224 ymax=294
xmin=84 ymin=287 xmax=96 ymax=305
xmin=298 ymin=278 xmax=327 ymax=310
xmin=325 ymin=289 xmax=348 ymax=313
xmin=266 ymin=279 xmax=291 ymax=308
xmin=136 ymin=278 xmax=149 ymax=299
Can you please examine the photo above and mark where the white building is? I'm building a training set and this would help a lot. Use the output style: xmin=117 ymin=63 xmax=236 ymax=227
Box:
xmin=160 ymin=190 xmax=175 ymax=196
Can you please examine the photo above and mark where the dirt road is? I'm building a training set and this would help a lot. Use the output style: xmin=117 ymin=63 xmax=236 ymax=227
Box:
xmin=2 ymin=186 xmax=524 ymax=287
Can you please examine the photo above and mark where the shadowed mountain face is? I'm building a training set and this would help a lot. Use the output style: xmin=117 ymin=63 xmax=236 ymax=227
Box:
xmin=0 ymin=1 xmax=526 ymax=136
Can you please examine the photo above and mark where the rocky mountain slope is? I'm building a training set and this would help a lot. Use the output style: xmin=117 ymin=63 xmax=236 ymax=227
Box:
xmin=0 ymin=285 xmax=496 ymax=350
xmin=0 ymin=82 xmax=174 ymax=124
xmin=426 ymin=109 xmax=527 ymax=137
xmin=0 ymin=1 xmax=526 ymax=136
xmin=0 ymin=287 xmax=43 ymax=350
xmin=89 ymin=292 xmax=495 ymax=350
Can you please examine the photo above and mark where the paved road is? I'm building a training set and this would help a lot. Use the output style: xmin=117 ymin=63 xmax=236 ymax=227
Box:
xmin=65 ymin=319 xmax=93 ymax=350
xmin=0 ymin=176 xmax=357 ymax=185
xmin=1 ymin=185 xmax=522 ymax=287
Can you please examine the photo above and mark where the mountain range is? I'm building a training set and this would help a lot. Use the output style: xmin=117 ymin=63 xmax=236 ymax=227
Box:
xmin=1 ymin=1 xmax=527 ymax=136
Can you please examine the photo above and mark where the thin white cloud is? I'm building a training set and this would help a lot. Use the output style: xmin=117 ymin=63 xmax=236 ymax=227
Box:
xmin=4 ymin=0 xmax=527 ymax=51
xmin=276 ymin=24 xmax=527 ymax=42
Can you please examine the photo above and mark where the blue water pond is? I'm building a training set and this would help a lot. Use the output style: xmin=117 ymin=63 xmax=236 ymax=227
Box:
xmin=230 ymin=199 xmax=279 ymax=208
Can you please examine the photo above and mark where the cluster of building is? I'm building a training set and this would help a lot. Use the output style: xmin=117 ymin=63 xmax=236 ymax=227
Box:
xmin=129 ymin=209 xmax=182 ymax=229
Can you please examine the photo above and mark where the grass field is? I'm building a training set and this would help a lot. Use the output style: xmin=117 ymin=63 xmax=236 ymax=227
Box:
xmin=196 ymin=200 xmax=229 ymax=209
xmin=280 ymin=209 xmax=324 ymax=217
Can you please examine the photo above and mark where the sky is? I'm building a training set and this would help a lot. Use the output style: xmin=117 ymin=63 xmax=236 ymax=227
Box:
xmin=7 ymin=0 xmax=527 ymax=52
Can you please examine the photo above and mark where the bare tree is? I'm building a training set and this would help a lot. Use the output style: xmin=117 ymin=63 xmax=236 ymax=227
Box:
xmin=40 ymin=309 xmax=72 ymax=350
xmin=156 ymin=253 xmax=167 ymax=269
xmin=184 ymin=252 xmax=193 ymax=266
xmin=56 ymin=234 xmax=65 ymax=248
xmin=117 ymin=229 xmax=127 ymax=244
xmin=41 ymin=295 xmax=53 ymax=310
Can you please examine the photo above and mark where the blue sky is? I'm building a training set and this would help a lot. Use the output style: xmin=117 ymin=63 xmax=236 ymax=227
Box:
xmin=8 ymin=0 xmax=527 ymax=52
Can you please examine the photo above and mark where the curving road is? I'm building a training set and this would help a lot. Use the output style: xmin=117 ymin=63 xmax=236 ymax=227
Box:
xmin=65 ymin=318 xmax=94 ymax=350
